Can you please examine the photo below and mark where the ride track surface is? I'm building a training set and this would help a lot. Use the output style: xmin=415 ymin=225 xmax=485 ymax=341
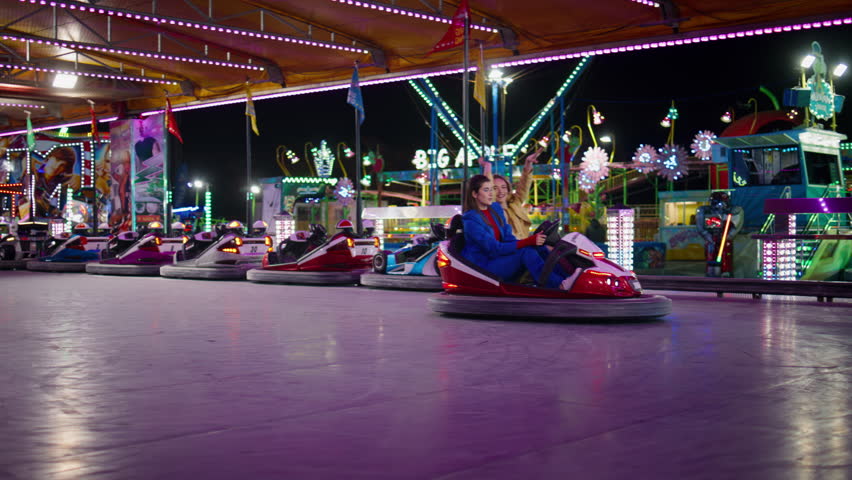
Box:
xmin=1 ymin=269 xmax=851 ymax=479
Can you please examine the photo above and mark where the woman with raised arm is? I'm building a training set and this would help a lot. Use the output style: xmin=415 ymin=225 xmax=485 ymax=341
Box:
xmin=478 ymin=148 xmax=541 ymax=239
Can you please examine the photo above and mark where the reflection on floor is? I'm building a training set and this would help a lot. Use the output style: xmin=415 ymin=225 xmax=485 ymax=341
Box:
xmin=636 ymin=260 xmax=706 ymax=277
xmin=1 ymin=270 xmax=850 ymax=479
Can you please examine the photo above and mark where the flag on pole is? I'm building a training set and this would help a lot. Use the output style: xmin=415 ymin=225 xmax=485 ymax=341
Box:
xmin=473 ymin=45 xmax=487 ymax=110
xmin=428 ymin=0 xmax=470 ymax=54
xmin=165 ymin=98 xmax=184 ymax=144
xmin=25 ymin=111 xmax=35 ymax=151
xmin=89 ymin=102 xmax=100 ymax=143
xmin=347 ymin=64 xmax=365 ymax=125
xmin=245 ymin=84 xmax=260 ymax=136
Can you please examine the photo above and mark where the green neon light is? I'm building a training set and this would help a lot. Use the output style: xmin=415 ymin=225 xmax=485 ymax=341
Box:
xmin=514 ymin=56 xmax=591 ymax=155
xmin=204 ymin=191 xmax=212 ymax=232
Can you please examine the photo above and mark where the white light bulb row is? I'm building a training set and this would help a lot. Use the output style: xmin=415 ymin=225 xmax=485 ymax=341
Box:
xmin=18 ymin=0 xmax=369 ymax=54
xmin=492 ymin=18 xmax=852 ymax=69
xmin=330 ymin=0 xmax=499 ymax=33
xmin=1 ymin=34 xmax=264 ymax=71
xmin=515 ymin=57 xmax=590 ymax=154
xmin=409 ymin=80 xmax=474 ymax=155
xmin=0 ymin=60 xmax=177 ymax=85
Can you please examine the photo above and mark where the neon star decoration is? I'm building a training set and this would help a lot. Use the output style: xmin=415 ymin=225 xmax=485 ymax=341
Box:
xmin=631 ymin=144 xmax=660 ymax=173
xmin=690 ymin=131 xmax=717 ymax=160
xmin=333 ymin=177 xmax=355 ymax=206
xmin=656 ymin=144 xmax=688 ymax=181
xmin=577 ymin=172 xmax=598 ymax=193
xmin=580 ymin=146 xmax=610 ymax=183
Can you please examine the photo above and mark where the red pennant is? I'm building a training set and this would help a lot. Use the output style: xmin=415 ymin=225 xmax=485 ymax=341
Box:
xmin=372 ymin=155 xmax=384 ymax=174
xmin=428 ymin=0 xmax=469 ymax=54
xmin=90 ymin=104 xmax=100 ymax=142
xmin=165 ymin=98 xmax=183 ymax=144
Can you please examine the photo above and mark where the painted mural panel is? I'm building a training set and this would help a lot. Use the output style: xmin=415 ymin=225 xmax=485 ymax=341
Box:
xmin=1 ymin=134 xmax=87 ymax=220
xmin=34 ymin=144 xmax=82 ymax=217
xmin=93 ymin=142 xmax=111 ymax=225
xmin=109 ymin=121 xmax=134 ymax=232
xmin=132 ymin=114 xmax=165 ymax=224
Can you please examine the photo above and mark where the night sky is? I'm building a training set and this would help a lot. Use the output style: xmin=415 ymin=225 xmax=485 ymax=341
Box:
xmin=173 ymin=26 xmax=852 ymax=220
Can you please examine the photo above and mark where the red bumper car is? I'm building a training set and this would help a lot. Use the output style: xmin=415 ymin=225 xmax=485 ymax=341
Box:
xmin=428 ymin=216 xmax=671 ymax=320
xmin=247 ymin=220 xmax=379 ymax=285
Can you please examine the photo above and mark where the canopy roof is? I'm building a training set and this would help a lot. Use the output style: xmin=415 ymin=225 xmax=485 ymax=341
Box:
xmin=1 ymin=0 xmax=850 ymax=133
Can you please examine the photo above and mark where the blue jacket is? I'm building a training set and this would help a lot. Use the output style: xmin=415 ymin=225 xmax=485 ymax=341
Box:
xmin=462 ymin=203 xmax=519 ymax=266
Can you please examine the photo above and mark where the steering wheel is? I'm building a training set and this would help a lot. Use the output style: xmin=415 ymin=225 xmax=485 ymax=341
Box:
xmin=309 ymin=223 xmax=327 ymax=243
xmin=532 ymin=220 xmax=561 ymax=246
xmin=430 ymin=223 xmax=447 ymax=241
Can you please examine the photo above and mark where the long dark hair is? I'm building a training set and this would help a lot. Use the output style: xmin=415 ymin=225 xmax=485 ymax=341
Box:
xmin=464 ymin=174 xmax=491 ymax=212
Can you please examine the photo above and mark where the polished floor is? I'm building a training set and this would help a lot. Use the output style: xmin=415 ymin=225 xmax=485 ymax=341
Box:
xmin=1 ymin=270 xmax=850 ymax=479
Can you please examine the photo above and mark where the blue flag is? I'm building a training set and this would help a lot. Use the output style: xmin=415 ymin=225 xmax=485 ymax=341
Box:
xmin=347 ymin=65 xmax=365 ymax=125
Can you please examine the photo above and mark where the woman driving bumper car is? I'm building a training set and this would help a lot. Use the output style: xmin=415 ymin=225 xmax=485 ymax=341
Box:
xmin=462 ymin=175 xmax=565 ymax=289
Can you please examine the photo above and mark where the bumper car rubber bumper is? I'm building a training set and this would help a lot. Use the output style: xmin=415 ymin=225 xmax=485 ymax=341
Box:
xmin=360 ymin=272 xmax=443 ymax=291
xmin=86 ymin=263 xmax=164 ymax=276
xmin=247 ymin=268 xmax=366 ymax=285
xmin=27 ymin=260 xmax=90 ymax=272
xmin=0 ymin=259 xmax=29 ymax=270
xmin=159 ymin=264 xmax=250 ymax=280
xmin=428 ymin=293 xmax=672 ymax=320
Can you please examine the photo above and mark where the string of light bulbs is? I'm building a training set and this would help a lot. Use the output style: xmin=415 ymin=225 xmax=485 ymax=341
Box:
xmin=1 ymin=33 xmax=264 ymax=71
xmin=17 ymin=0 xmax=370 ymax=54
xmin=0 ymin=61 xmax=178 ymax=85
xmin=329 ymin=0 xmax=499 ymax=33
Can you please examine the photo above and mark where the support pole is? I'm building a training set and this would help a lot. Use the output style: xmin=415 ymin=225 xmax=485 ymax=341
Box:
xmin=461 ymin=15 xmax=470 ymax=205
xmin=549 ymin=111 xmax=556 ymax=209
xmin=492 ymin=81 xmax=499 ymax=175
xmin=245 ymin=113 xmax=252 ymax=225
xmin=163 ymin=113 xmax=170 ymax=235
xmin=354 ymin=109 xmax=362 ymax=235
xmin=560 ymin=96 xmax=568 ymax=227
xmin=430 ymin=105 xmax=439 ymax=204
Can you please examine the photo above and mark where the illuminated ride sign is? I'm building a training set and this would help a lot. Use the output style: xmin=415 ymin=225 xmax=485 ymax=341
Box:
xmin=410 ymin=144 xmax=518 ymax=171
xmin=808 ymin=78 xmax=835 ymax=120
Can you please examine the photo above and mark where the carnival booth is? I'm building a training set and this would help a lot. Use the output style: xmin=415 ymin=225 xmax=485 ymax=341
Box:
xmin=711 ymin=127 xmax=848 ymax=278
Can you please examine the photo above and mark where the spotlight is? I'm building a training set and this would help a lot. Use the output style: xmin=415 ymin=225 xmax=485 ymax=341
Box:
xmin=53 ymin=73 xmax=79 ymax=89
